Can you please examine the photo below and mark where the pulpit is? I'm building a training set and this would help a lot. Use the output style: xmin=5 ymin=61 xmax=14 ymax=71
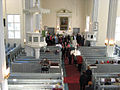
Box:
xmin=25 ymin=32 xmax=47 ymax=59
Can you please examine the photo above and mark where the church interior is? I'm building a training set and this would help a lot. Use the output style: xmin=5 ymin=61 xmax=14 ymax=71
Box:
xmin=1 ymin=0 xmax=120 ymax=90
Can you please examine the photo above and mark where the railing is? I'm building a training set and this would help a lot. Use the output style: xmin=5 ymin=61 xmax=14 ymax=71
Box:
xmin=6 ymin=45 xmax=23 ymax=68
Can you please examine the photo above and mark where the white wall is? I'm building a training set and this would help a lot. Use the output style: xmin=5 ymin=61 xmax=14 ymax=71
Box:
xmin=3 ymin=0 xmax=24 ymax=46
xmin=42 ymin=0 xmax=86 ymax=33
xmin=84 ymin=0 xmax=93 ymax=32
xmin=85 ymin=0 xmax=93 ymax=17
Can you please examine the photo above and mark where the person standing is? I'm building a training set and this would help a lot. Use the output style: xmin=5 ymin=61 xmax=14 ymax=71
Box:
xmin=80 ymin=71 xmax=88 ymax=90
xmin=86 ymin=66 xmax=92 ymax=82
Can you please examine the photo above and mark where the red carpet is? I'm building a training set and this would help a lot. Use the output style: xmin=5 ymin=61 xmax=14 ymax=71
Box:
xmin=64 ymin=65 xmax=80 ymax=83
xmin=63 ymin=57 xmax=80 ymax=90
xmin=68 ymin=83 xmax=80 ymax=90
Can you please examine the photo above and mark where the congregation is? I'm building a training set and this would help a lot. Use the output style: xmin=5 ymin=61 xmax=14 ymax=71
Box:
xmin=45 ymin=33 xmax=94 ymax=90
xmin=46 ymin=33 xmax=85 ymax=46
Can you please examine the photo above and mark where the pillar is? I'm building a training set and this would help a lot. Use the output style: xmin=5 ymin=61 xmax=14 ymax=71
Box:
xmin=0 ymin=0 xmax=8 ymax=90
xmin=106 ymin=0 xmax=118 ymax=57
xmin=91 ymin=0 xmax=99 ymax=26
xmin=35 ymin=48 xmax=40 ymax=59
xmin=25 ymin=0 xmax=33 ymax=32
xmin=90 ymin=0 xmax=99 ymax=46
xmin=35 ymin=0 xmax=42 ymax=31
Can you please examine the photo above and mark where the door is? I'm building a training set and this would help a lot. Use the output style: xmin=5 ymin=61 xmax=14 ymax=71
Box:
xmin=73 ymin=28 xmax=80 ymax=35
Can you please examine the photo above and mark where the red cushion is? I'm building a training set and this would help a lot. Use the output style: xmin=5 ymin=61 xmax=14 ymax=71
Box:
xmin=51 ymin=63 xmax=58 ymax=66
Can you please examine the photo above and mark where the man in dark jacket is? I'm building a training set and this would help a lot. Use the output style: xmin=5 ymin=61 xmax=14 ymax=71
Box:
xmin=80 ymin=71 xmax=88 ymax=90
xmin=86 ymin=66 xmax=92 ymax=82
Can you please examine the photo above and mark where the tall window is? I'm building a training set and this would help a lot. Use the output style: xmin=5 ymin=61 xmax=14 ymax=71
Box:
xmin=115 ymin=17 xmax=120 ymax=41
xmin=7 ymin=15 xmax=20 ymax=39
xmin=85 ymin=16 xmax=90 ymax=32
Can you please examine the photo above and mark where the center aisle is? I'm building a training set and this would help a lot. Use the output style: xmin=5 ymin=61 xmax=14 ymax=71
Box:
xmin=64 ymin=58 xmax=80 ymax=90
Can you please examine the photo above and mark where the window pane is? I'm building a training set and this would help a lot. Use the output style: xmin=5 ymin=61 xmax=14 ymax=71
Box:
xmin=115 ymin=33 xmax=120 ymax=41
xmin=116 ymin=17 xmax=120 ymax=24
xmin=116 ymin=26 xmax=120 ymax=32
xmin=8 ymin=31 xmax=14 ymax=39
xmin=85 ymin=16 xmax=90 ymax=32
xmin=8 ymin=15 xmax=13 ymax=22
xmin=15 ymin=23 xmax=20 ymax=30
xmin=14 ymin=15 xmax=20 ymax=22
xmin=7 ymin=14 xmax=21 ymax=39
xmin=15 ymin=31 xmax=20 ymax=39
xmin=8 ymin=23 xmax=14 ymax=30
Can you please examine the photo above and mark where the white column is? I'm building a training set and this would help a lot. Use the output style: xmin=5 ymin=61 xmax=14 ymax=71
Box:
xmin=35 ymin=0 xmax=42 ymax=31
xmin=0 ymin=0 xmax=8 ymax=90
xmin=106 ymin=0 xmax=118 ymax=57
xmin=35 ymin=48 xmax=40 ymax=59
xmin=90 ymin=0 xmax=99 ymax=46
xmin=25 ymin=0 xmax=33 ymax=32
xmin=35 ymin=14 xmax=41 ymax=30
xmin=91 ymin=0 xmax=99 ymax=32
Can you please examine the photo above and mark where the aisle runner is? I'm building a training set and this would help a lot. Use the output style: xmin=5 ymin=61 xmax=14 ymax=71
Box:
xmin=63 ymin=58 xmax=80 ymax=90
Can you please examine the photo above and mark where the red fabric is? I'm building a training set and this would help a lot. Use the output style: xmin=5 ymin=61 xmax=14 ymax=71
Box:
xmin=64 ymin=58 xmax=80 ymax=90
xmin=64 ymin=76 xmax=80 ymax=83
xmin=107 ymin=61 xmax=109 ymax=63
xmin=68 ymin=83 xmax=80 ymax=90
xmin=64 ymin=65 xmax=80 ymax=83
xmin=67 ymin=44 xmax=70 ymax=48
xmin=50 ymin=36 xmax=52 ymax=40
xmin=76 ymin=56 xmax=83 ymax=64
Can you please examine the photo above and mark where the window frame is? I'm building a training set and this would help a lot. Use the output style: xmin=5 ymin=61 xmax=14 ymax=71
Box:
xmin=7 ymin=14 xmax=21 ymax=39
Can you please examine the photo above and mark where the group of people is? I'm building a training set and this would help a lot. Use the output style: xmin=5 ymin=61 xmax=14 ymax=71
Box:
xmin=80 ymin=66 xmax=93 ymax=90
xmin=45 ymin=33 xmax=85 ymax=46
xmin=95 ymin=60 xmax=118 ymax=64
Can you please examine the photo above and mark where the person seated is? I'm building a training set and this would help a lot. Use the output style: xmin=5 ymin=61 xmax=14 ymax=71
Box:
xmin=118 ymin=61 xmax=120 ymax=64
xmin=107 ymin=60 xmax=110 ymax=64
xmin=95 ymin=60 xmax=98 ymax=64
xmin=113 ymin=78 xmax=120 ymax=85
xmin=86 ymin=81 xmax=94 ymax=90
xmin=100 ymin=61 xmax=104 ymax=64
xmin=105 ymin=78 xmax=111 ymax=85
xmin=55 ymin=50 xmax=60 ymax=54
xmin=46 ymin=48 xmax=50 ymax=52
xmin=40 ymin=58 xmax=51 ymax=66
xmin=52 ymin=83 xmax=63 ymax=90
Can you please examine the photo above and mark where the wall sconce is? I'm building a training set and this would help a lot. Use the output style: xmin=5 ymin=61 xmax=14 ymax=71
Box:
xmin=109 ymin=40 xmax=115 ymax=46
xmin=24 ymin=39 xmax=26 ymax=44
xmin=105 ymin=39 xmax=115 ymax=46
xmin=34 ymin=29 xmax=40 ymax=33
xmin=4 ymin=67 xmax=10 ymax=79
xmin=69 ymin=26 xmax=71 ymax=30
xmin=105 ymin=39 xmax=108 ymax=46
xmin=57 ymin=26 xmax=59 ymax=31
